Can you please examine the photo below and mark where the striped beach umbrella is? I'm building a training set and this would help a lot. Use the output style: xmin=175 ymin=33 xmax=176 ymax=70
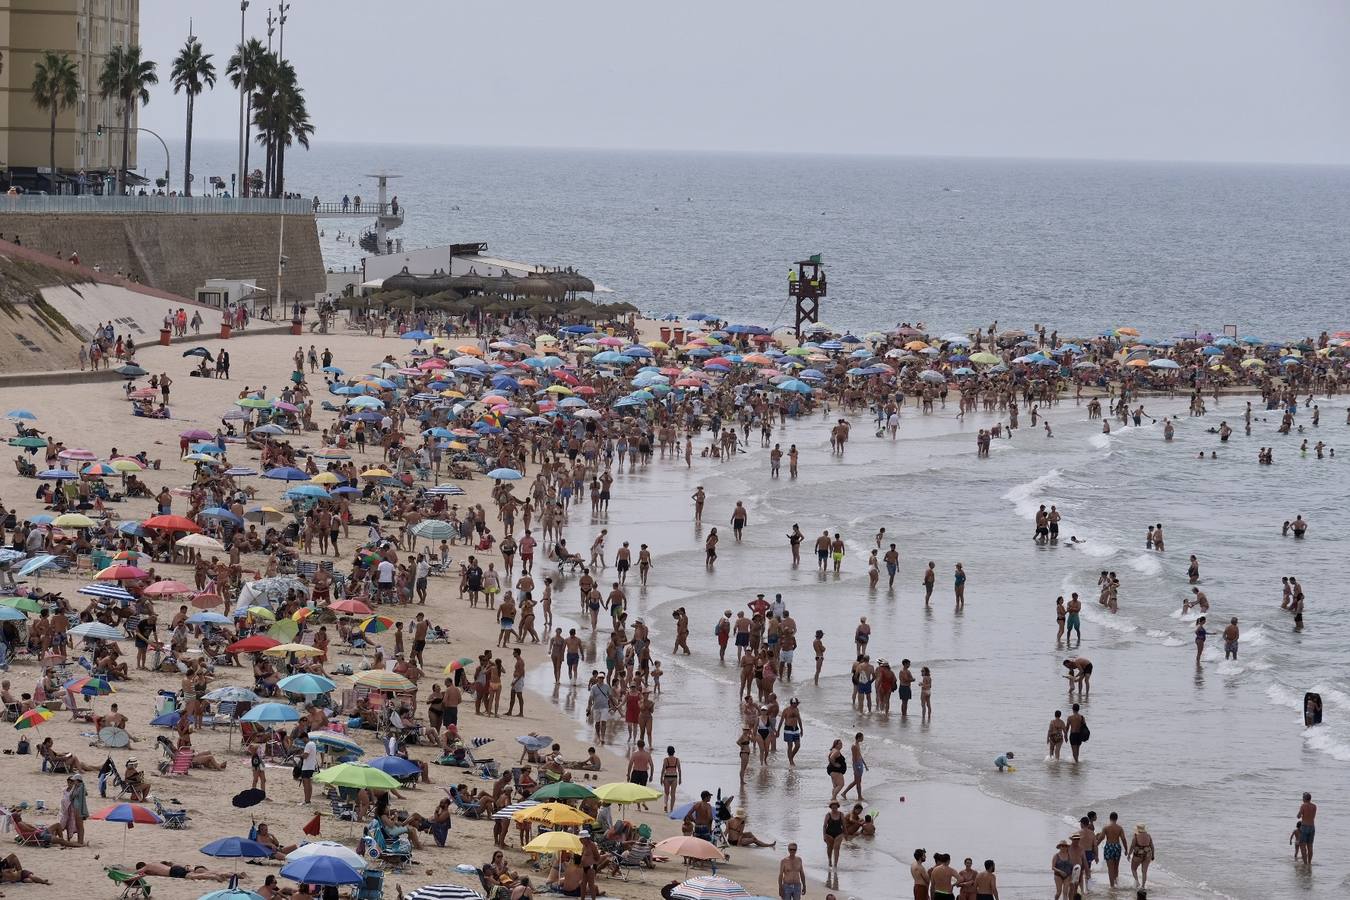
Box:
xmin=67 ymin=621 xmax=126 ymax=641
xmin=351 ymin=670 xmax=413 ymax=691
xmin=671 ymin=875 xmax=752 ymax=899
xmin=78 ymin=583 xmax=135 ymax=602
xmin=405 ymin=885 xmax=485 ymax=900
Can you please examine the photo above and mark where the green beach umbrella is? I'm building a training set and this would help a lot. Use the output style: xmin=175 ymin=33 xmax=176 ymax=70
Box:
xmin=529 ymin=781 xmax=596 ymax=801
xmin=312 ymin=763 xmax=401 ymax=790
xmin=0 ymin=596 xmax=43 ymax=614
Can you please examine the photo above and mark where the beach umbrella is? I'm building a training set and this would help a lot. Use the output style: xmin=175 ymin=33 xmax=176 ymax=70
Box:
xmin=244 ymin=506 xmax=285 ymax=524
xmin=487 ymin=466 xmax=522 ymax=480
xmin=5 ymin=409 xmax=36 ymax=420
xmin=17 ymin=554 xmax=59 ymax=577
xmin=671 ymin=875 xmax=751 ymax=899
xmin=592 ymin=782 xmax=662 ymax=805
xmin=67 ymin=622 xmax=126 ymax=641
xmin=191 ymin=592 xmax=223 ymax=608
xmin=13 ymin=708 xmax=53 ymax=730
xmin=116 ymin=364 xmax=148 ymax=378
xmin=0 ymin=596 xmax=43 ymax=614
xmin=524 ymin=831 xmax=583 ymax=855
xmin=9 ymin=436 xmax=47 ymax=448
xmin=78 ymin=583 xmax=135 ymax=601
xmin=529 ymin=782 xmax=596 ymax=801
xmin=919 ymin=370 xmax=946 ymax=383
xmin=180 ymin=428 xmax=214 ymax=440
xmin=91 ymin=802 xmax=162 ymax=824
xmin=278 ymin=673 xmax=337 ymax=695
xmin=313 ymin=762 xmax=401 ymax=790
xmin=356 ymin=615 xmax=394 ymax=634
xmin=279 ymin=855 xmax=364 ymax=887
xmin=200 ymin=507 xmax=245 ymax=525
xmin=308 ymin=731 xmax=365 ymax=756
xmin=96 ymin=564 xmax=149 ymax=581
xmin=516 ymin=734 xmax=553 ymax=751
xmin=246 ymin=576 xmax=311 ymax=602
xmin=491 ymin=800 xmax=541 ymax=822
xmin=410 ymin=519 xmax=454 ymax=539
xmin=285 ymin=485 xmax=331 ymax=500
xmin=514 ymin=802 xmax=594 ymax=827
xmin=236 ymin=396 xmax=272 ymax=409
xmin=143 ymin=514 xmax=202 ymax=533
xmin=443 ymin=657 xmax=474 ymax=674
xmin=284 ymin=841 xmax=367 ymax=870
xmin=150 ymin=711 xmax=181 ymax=728
xmin=65 ymin=675 xmax=114 ymax=697
xmin=0 ymin=607 xmax=26 ymax=622
xmin=37 ymin=468 xmax=78 ymax=480
xmin=143 ymin=579 xmax=195 ymax=596
xmin=655 ymin=835 xmax=726 ymax=863
xmin=200 ymin=836 xmax=273 ymax=860
xmin=188 ymin=612 xmax=233 ymax=626
xmin=351 ymin=670 xmax=414 ymax=691
xmin=1149 ymin=359 xmax=1182 ymax=369
xmin=224 ymin=466 xmax=258 ymax=477
xmin=52 ymin=513 xmax=97 ymax=529
xmin=329 ymin=598 xmax=374 ymax=616
xmin=240 ymin=703 xmax=301 ymax=724
xmin=178 ymin=534 xmax=226 ymax=551
xmin=204 ymin=686 xmax=261 ymax=703
xmin=263 ymin=466 xmax=309 ymax=481
xmin=367 ymin=755 xmax=420 ymax=778
xmin=261 ymin=641 xmax=322 ymax=658
xmin=308 ymin=472 xmax=342 ymax=486
xmin=197 ymin=891 xmax=264 ymax=900
xmin=404 ymin=886 xmax=484 ymax=900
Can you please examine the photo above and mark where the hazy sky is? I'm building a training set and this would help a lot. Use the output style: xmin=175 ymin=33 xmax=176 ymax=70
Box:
xmin=137 ymin=0 xmax=1350 ymax=164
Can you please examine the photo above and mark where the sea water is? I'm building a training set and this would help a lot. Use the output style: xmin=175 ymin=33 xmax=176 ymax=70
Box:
xmin=527 ymin=397 xmax=1348 ymax=899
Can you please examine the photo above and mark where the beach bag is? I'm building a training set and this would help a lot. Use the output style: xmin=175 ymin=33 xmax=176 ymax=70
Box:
xmin=1079 ymin=722 xmax=1091 ymax=743
xmin=292 ymin=761 xmax=304 ymax=781
xmin=15 ymin=738 xmax=29 ymax=755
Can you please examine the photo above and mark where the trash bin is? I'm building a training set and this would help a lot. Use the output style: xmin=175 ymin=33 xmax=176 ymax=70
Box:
xmin=159 ymin=328 xmax=172 ymax=346
xmin=290 ymin=318 xmax=303 ymax=336
xmin=659 ymin=326 xmax=672 ymax=343
xmin=673 ymin=327 xmax=686 ymax=344
xmin=220 ymin=324 xmax=232 ymax=340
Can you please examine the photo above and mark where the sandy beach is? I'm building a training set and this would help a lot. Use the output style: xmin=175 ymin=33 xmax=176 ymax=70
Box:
xmin=0 ymin=328 xmax=793 ymax=900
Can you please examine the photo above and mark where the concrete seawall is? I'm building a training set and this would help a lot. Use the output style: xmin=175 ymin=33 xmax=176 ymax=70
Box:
xmin=0 ymin=213 xmax=324 ymax=305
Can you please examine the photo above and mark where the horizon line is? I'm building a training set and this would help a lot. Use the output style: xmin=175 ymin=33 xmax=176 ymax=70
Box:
xmin=165 ymin=136 xmax=1350 ymax=170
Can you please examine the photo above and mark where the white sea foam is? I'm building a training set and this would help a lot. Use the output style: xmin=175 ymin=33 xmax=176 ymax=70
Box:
xmin=1127 ymin=553 xmax=1163 ymax=576
xmin=1001 ymin=468 xmax=1062 ymax=519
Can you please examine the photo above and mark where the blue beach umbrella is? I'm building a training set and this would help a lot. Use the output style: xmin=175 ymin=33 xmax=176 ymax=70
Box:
xmin=263 ymin=466 xmax=309 ymax=481
xmin=240 ymin=703 xmax=301 ymax=724
xmin=277 ymin=673 xmax=337 ymax=695
xmin=366 ymin=755 xmax=420 ymax=778
xmin=487 ymin=468 xmax=522 ymax=480
xmin=279 ymin=855 xmax=364 ymax=886
xmin=200 ymin=836 xmax=274 ymax=860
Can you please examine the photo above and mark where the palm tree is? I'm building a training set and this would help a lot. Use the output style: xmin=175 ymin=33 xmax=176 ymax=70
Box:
xmin=250 ymin=56 xmax=314 ymax=197
xmin=170 ymin=37 xmax=215 ymax=196
xmin=98 ymin=44 xmax=158 ymax=195
xmin=226 ymin=38 xmax=266 ymax=197
xmin=30 ymin=51 xmax=79 ymax=187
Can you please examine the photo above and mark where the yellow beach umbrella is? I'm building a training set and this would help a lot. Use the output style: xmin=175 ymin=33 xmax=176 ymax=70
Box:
xmin=309 ymin=472 xmax=341 ymax=486
xmin=52 ymin=513 xmax=97 ymax=529
xmin=544 ymin=385 xmax=573 ymax=396
xmin=591 ymin=782 xmax=662 ymax=804
xmin=645 ymin=340 xmax=669 ymax=350
xmin=514 ymin=803 xmax=594 ymax=827
xmin=524 ymin=831 xmax=583 ymax=855
xmin=1240 ymin=358 xmax=1265 ymax=368
xmin=903 ymin=340 xmax=929 ymax=351
xmin=263 ymin=641 xmax=323 ymax=657
xmin=360 ymin=468 xmax=393 ymax=479
xmin=246 ymin=606 xmax=277 ymax=621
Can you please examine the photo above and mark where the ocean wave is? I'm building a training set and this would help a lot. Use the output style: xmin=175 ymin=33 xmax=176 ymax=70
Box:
xmin=1079 ymin=607 xmax=1140 ymax=634
xmin=1127 ymin=552 xmax=1163 ymax=576
xmin=1001 ymin=468 xmax=1063 ymax=519
xmin=1303 ymin=727 xmax=1350 ymax=762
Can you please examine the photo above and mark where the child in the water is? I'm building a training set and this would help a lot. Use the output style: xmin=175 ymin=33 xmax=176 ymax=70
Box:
xmin=995 ymin=751 xmax=1015 ymax=772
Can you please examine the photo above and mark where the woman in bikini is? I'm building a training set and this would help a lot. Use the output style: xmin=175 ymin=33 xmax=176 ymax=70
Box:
xmin=736 ymin=726 xmax=754 ymax=782
xmin=660 ymin=746 xmax=682 ymax=812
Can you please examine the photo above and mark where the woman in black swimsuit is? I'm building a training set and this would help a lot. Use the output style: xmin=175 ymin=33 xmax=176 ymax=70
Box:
xmin=826 ymin=739 xmax=847 ymax=801
xmin=823 ymin=801 xmax=846 ymax=869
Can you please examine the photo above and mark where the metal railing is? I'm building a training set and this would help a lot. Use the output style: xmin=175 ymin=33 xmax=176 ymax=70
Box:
xmin=312 ymin=201 xmax=403 ymax=218
xmin=0 ymin=196 xmax=314 ymax=215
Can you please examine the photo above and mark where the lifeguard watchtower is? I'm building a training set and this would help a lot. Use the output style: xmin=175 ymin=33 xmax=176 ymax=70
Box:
xmin=788 ymin=254 xmax=826 ymax=337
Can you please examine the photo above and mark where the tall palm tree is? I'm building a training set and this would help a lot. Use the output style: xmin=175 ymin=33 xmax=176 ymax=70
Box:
xmin=249 ymin=56 xmax=314 ymax=198
xmin=226 ymin=38 xmax=266 ymax=197
xmin=30 ymin=51 xmax=79 ymax=187
xmin=98 ymin=44 xmax=157 ymax=195
xmin=170 ymin=37 xmax=215 ymax=196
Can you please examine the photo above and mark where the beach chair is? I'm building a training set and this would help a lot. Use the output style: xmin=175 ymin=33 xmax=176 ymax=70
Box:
xmin=445 ymin=785 xmax=485 ymax=819
xmin=105 ymin=866 xmax=151 ymax=899
xmin=13 ymin=821 xmax=53 ymax=847
xmin=355 ymin=868 xmax=385 ymax=900
xmin=326 ymin=786 xmax=357 ymax=821
xmin=151 ymin=795 xmax=190 ymax=829
xmin=362 ymin=818 xmax=412 ymax=871
xmin=38 ymin=745 xmax=72 ymax=775
xmin=157 ymin=746 xmax=194 ymax=776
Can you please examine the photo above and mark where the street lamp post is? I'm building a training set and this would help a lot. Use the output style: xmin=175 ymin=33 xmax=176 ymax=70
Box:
xmin=97 ymin=123 xmax=169 ymax=193
xmin=238 ymin=0 xmax=249 ymax=197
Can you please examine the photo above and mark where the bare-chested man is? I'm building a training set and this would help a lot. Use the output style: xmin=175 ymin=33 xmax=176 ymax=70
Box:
xmin=910 ymin=849 xmax=930 ymax=900
xmin=778 ymin=843 xmax=805 ymax=900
